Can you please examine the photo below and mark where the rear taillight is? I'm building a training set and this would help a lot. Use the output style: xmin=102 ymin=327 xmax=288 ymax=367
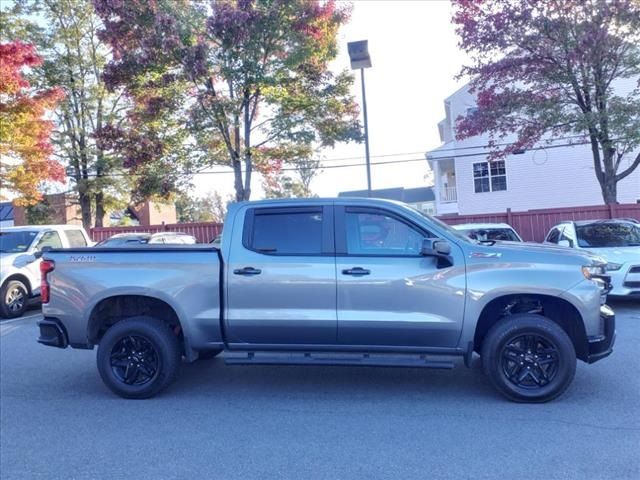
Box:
xmin=40 ymin=259 xmax=55 ymax=304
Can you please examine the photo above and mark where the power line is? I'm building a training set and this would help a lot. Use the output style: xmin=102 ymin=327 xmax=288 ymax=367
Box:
xmin=308 ymin=133 xmax=599 ymax=163
xmin=76 ymin=139 xmax=594 ymax=178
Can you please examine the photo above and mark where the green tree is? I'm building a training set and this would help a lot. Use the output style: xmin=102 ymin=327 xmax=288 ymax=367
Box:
xmin=94 ymin=0 xmax=362 ymax=202
xmin=262 ymin=156 xmax=320 ymax=198
xmin=176 ymin=191 xmax=230 ymax=223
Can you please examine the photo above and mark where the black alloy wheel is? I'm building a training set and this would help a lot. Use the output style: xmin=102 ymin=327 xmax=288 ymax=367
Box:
xmin=501 ymin=334 xmax=559 ymax=389
xmin=110 ymin=335 xmax=160 ymax=386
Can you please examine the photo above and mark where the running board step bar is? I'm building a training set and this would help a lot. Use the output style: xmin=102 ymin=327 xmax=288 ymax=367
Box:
xmin=224 ymin=352 xmax=455 ymax=369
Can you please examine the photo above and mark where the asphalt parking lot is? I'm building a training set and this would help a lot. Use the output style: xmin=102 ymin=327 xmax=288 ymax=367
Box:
xmin=1 ymin=301 xmax=639 ymax=480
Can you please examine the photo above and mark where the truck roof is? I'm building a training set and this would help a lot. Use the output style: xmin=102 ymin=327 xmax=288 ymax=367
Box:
xmin=236 ymin=197 xmax=411 ymax=208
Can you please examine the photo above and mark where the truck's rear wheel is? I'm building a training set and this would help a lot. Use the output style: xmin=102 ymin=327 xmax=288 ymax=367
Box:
xmin=481 ymin=314 xmax=576 ymax=403
xmin=97 ymin=317 xmax=181 ymax=399
xmin=0 ymin=280 xmax=28 ymax=319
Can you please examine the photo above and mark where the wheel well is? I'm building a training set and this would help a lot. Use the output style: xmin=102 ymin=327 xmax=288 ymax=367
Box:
xmin=2 ymin=274 xmax=33 ymax=296
xmin=474 ymin=294 xmax=589 ymax=361
xmin=87 ymin=295 xmax=185 ymax=351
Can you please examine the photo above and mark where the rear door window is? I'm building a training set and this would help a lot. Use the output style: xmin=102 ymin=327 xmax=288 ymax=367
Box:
xmin=247 ymin=208 xmax=324 ymax=255
xmin=64 ymin=229 xmax=88 ymax=247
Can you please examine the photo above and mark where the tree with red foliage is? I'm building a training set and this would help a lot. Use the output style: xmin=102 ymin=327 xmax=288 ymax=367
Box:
xmin=453 ymin=0 xmax=640 ymax=204
xmin=0 ymin=41 xmax=64 ymax=205
xmin=94 ymin=0 xmax=361 ymax=201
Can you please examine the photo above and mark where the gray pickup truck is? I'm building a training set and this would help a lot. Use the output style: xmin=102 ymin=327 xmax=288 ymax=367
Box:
xmin=38 ymin=198 xmax=615 ymax=402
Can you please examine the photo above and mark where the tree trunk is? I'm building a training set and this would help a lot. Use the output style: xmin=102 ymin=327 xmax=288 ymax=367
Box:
xmin=94 ymin=192 xmax=105 ymax=227
xmin=233 ymin=157 xmax=244 ymax=202
xmin=243 ymin=96 xmax=252 ymax=201
xmin=78 ymin=191 xmax=92 ymax=231
xmin=600 ymin=176 xmax=618 ymax=204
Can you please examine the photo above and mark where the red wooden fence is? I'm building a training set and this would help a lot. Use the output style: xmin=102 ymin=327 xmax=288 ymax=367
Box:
xmin=91 ymin=203 xmax=640 ymax=244
xmin=438 ymin=203 xmax=640 ymax=242
xmin=91 ymin=222 xmax=223 ymax=244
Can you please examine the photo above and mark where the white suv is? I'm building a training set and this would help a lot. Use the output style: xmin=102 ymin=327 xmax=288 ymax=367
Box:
xmin=452 ymin=223 xmax=524 ymax=242
xmin=545 ymin=220 xmax=640 ymax=297
xmin=0 ymin=225 xmax=93 ymax=318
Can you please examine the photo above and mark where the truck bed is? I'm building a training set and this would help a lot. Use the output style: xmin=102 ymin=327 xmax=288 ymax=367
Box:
xmin=43 ymin=246 xmax=223 ymax=356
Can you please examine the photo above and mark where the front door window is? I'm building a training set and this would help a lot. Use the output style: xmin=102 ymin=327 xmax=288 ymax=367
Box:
xmin=345 ymin=211 xmax=425 ymax=256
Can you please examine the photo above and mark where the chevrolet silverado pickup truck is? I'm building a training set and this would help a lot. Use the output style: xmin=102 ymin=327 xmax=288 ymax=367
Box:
xmin=38 ymin=198 xmax=615 ymax=402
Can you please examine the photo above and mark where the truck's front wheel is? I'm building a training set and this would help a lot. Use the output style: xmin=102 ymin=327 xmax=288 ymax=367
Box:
xmin=97 ymin=317 xmax=181 ymax=399
xmin=481 ymin=314 xmax=576 ymax=403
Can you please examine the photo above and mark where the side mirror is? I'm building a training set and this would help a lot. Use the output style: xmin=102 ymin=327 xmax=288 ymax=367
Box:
xmin=421 ymin=239 xmax=453 ymax=267
xmin=557 ymin=239 xmax=572 ymax=248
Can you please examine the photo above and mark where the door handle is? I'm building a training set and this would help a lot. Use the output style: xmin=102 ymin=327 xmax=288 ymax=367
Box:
xmin=342 ymin=267 xmax=371 ymax=276
xmin=233 ymin=267 xmax=262 ymax=276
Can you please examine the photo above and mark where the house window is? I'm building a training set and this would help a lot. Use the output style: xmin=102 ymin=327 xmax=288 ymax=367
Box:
xmin=473 ymin=160 xmax=507 ymax=193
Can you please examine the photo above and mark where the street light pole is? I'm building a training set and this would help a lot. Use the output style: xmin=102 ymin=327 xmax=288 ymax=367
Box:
xmin=347 ymin=40 xmax=373 ymax=196
xmin=360 ymin=68 xmax=372 ymax=196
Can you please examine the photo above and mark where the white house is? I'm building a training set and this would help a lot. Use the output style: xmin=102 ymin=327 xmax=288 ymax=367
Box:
xmin=425 ymin=82 xmax=640 ymax=216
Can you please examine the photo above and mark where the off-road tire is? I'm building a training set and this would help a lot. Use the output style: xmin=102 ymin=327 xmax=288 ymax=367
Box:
xmin=97 ymin=316 xmax=181 ymax=399
xmin=481 ymin=314 xmax=576 ymax=403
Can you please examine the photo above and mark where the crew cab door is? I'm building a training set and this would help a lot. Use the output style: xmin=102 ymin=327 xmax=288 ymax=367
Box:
xmin=335 ymin=206 xmax=466 ymax=348
xmin=225 ymin=205 xmax=337 ymax=346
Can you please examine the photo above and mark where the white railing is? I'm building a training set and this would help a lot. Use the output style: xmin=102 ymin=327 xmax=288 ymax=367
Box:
xmin=440 ymin=186 xmax=457 ymax=203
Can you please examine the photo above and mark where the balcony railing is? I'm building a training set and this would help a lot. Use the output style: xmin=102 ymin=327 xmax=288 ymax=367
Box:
xmin=440 ymin=186 xmax=457 ymax=203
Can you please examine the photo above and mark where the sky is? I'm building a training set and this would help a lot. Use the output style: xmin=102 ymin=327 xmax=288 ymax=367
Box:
xmin=193 ymin=0 xmax=471 ymax=200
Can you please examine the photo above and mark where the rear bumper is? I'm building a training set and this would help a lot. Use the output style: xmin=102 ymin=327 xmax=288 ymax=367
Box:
xmin=37 ymin=317 xmax=68 ymax=349
xmin=586 ymin=305 xmax=615 ymax=364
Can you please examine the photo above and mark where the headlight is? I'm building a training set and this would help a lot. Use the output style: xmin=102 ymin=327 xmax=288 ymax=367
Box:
xmin=582 ymin=265 xmax=605 ymax=279
xmin=605 ymin=263 xmax=623 ymax=271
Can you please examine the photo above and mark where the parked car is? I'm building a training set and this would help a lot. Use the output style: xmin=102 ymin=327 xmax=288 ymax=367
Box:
xmin=0 ymin=225 xmax=93 ymax=318
xmin=38 ymin=198 xmax=614 ymax=402
xmin=96 ymin=232 xmax=197 ymax=247
xmin=545 ymin=219 xmax=640 ymax=297
xmin=452 ymin=223 xmax=524 ymax=242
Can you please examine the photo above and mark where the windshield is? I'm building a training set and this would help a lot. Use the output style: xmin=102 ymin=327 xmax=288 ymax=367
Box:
xmin=459 ymin=228 xmax=521 ymax=242
xmin=0 ymin=231 xmax=38 ymax=253
xmin=576 ymin=222 xmax=640 ymax=248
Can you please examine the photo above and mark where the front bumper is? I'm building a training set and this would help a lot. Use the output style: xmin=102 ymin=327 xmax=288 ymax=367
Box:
xmin=607 ymin=264 xmax=640 ymax=297
xmin=38 ymin=317 xmax=68 ymax=349
xmin=586 ymin=305 xmax=615 ymax=364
